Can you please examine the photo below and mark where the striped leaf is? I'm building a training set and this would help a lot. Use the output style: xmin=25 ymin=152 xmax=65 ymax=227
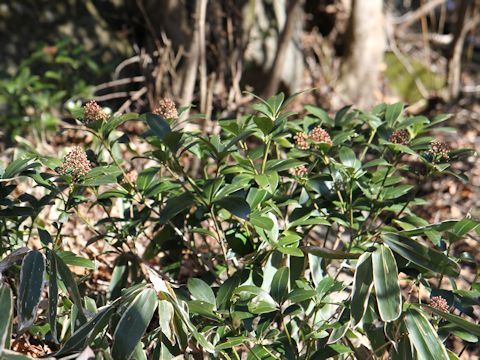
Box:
xmin=17 ymin=250 xmax=45 ymax=332
xmin=351 ymin=252 xmax=374 ymax=326
xmin=372 ymin=245 xmax=402 ymax=322
xmin=47 ymin=250 xmax=58 ymax=342
xmin=405 ymin=308 xmax=449 ymax=360
xmin=111 ymin=288 xmax=158 ymax=360
xmin=0 ymin=283 xmax=13 ymax=352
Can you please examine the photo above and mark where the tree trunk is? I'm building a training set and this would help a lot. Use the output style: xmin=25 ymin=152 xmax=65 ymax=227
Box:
xmin=446 ymin=0 xmax=469 ymax=101
xmin=337 ymin=0 xmax=385 ymax=108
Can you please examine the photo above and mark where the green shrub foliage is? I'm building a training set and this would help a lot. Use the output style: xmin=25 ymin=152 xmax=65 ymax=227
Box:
xmin=0 ymin=93 xmax=478 ymax=359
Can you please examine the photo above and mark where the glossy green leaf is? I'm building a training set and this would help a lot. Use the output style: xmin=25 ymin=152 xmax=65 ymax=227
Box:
xmin=0 ymin=283 xmax=13 ymax=352
xmin=158 ymin=300 xmax=174 ymax=342
xmin=159 ymin=192 xmax=194 ymax=224
xmin=391 ymin=335 xmax=414 ymax=360
xmin=254 ymin=117 xmax=274 ymax=135
xmin=56 ymin=251 xmax=95 ymax=269
xmin=18 ymin=250 xmax=45 ymax=331
xmin=286 ymin=288 xmax=317 ymax=303
xmin=382 ymin=233 xmax=459 ymax=277
xmin=216 ymin=276 xmax=240 ymax=310
xmin=301 ymin=246 xmax=361 ymax=259
xmin=270 ymin=266 xmax=289 ymax=303
xmin=3 ymin=158 xmax=32 ymax=179
xmin=54 ymin=252 xmax=87 ymax=324
xmin=385 ymin=102 xmax=404 ymax=124
xmin=250 ymin=214 xmax=274 ymax=230
xmin=55 ymin=305 xmax=116 ymax=357
xmin=248 ymin=293 xmax=278 ymax=314
xmin=82 ymin=165 xmax=122 ymax=186
xmin=47 ymin=250 xmax=58 ymax=343
xmin=372 ymin=245 xmax=402 ymax=322
xmin=112 ymin=288 xmax=158 ymax=360
xmin=448 ymin=219 xmax=480 ymax=242
xmin=405 ymin=308 xmax=449 ymax=360
xmin=188 ymin=278 xmax=216 ymax=306
xmin=215 ymin=336 xmax=249 ymax=350
xmin=311 ymin=343 xmax=352 ymax=359
xmin=351 ymin=252 xmax=374 ymax=326
xmin=145 ymin=113 xmax=171 ymax=140
xmin=215 ymin=195 xmax=251 ymax=219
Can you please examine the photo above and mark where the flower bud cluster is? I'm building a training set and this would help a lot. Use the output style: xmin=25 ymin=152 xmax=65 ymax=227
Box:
xmin=389 ymin=129 xmax=409 ymax=145
xmin=83 ymin=100 xmax=108 ymax=124
xmin=153 ymin=98 xmax=178 ymax=119
xmin=430 ymin=295 xmax=449 ymax=312
xmin=57 ymin=146 xmax=91 ymax=181
xmin=294 ymin=126 xmax=332 ymax=150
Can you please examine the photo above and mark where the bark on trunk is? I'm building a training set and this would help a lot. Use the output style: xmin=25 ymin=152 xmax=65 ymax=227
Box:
xmin=337 ymin=0 xmax=385 ymax=108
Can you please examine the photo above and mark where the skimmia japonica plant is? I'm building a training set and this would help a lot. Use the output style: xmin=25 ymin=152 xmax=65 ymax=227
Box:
xmin=0 ymin=94 xmax=478 ymax=359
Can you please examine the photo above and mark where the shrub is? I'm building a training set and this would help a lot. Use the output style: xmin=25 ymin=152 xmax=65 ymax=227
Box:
xmin=0 ymin=93 xmax=478 ymax=359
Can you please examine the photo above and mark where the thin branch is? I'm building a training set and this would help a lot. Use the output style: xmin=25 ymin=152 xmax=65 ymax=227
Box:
xmin=94 ymin=76 xmax=145 ymax=92
xmin=394 ymin=0 xmax=447 ymax=31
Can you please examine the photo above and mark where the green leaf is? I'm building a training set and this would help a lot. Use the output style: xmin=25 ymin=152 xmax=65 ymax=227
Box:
xmin=286 ymin=289 xmax=317 ymax=303
xmin=56 ymin=251 xmax=95 ymax=269
xmin=385 ymin=103 xmax=404 ymax=124
xmin=38 ymin=228 xmax=52 ymax=245
xmin=188 ymin=300 xmax=217 ymax=319
xmin=250 ymin=214 xmax=274 ymax=230
xmin=3 ymin=157 xmax=32 ymax=178
xmin=82 ymin=165 xmax=122 ymax=186
xmin=108 ymin=254 xmax=129 ymax=300
xmin=301 ymin=246 xmax=361 ymax=259
xmin=215 ymin=336 xmax=249 ymax=350
xmin=448 ymin=219 xmax=480 ymax=242
xmin=158 ymin=300 xmax=174 ymax=342
xmin=18 ymin=250 xmax=45 ymax=331
xmin=248 ymin=293 xmax=278 ymax=314
xmin=145 ymin=113 xmax=171 ymax=140
xmin=254 ymin=117 xmax=274 ymax=135
xmin=54 ymin=252 xmax=87 ymax=324
xmin=137 ymin=167 xmax=158 ymax=191
xmin=159 ymin=192 xmax=194 ymax=224
xmin=391 ymin=335 xmax=414 ymax=360
xmin=216 ymin=276 xmax=240 ymax=310
xmin=47 ymin=250 xmax=58 ymax=343
xmin=55 ymin=305 xmax=116 ymax=357
xmin=0 ymin=283 xmax=13 ymax=352
xmin=215 ymin=195 xmax=251 ymax=219
xmin=305 ymin=105 xmax=333 ymax=126
xmin=421 ymin=304 xmax=480 ymax=337
xmin=382 ymin=233 xmax=460 ymax=277
xmin=405 ymin=308 xmax=449 ymax=360
xmin=112 ymin=288 xmax=158 ymax=360
xmin=311 ymin=343 xmax=352 ymax=359
xmin=188 ymin=278 xmax=216 ymax=306
xmin=270 ymin=267 xmax=289 ymax=304
xmin=372 ymin=245 xmax=402 ymax=322
xmin=383 ymin=184 xmax=414 ymax=199
xmin=131 ymin=341 xmax=148 ymax=360
xmin=351 ymin=252 xmax=374 ymax=326
xmin=339 ymin=147 xmax=359 ymax=168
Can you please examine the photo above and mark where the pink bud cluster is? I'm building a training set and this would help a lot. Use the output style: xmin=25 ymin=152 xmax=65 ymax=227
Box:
xmin=294 ymin=126 xmax=332 ymax=150
xmin=153 ymin=98 xmax=178 ymax=119
xmin=57 ymin=146 xmax=91 ymax=181
xmin=83 ymin=100 xmax=108 ymax=124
